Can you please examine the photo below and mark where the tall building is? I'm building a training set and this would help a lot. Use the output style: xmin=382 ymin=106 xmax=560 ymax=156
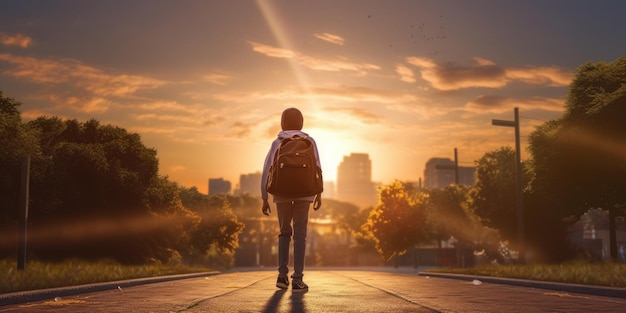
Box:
xmin=458 ymin=166 xmax=476 ymax=186
xmin=423 ymin=158 xmax=475 ymax=189
xmin=336 ymin=153 xmax=377 ymax=208
xmin=208 ymin=177 xmax=231 ymax=195
xmin=237 ymin=172 xmax=262 ymax=197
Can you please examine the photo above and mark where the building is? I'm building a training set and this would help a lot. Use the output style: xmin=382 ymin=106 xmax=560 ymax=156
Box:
xmin=336 ymin=153 xmax=377 ymax=208
xmin=423 ymin=158 xmax=475 ymax=189
xmin=237 ymin=172 xmax=262 ymax=197
xmin=208 ymin=178 xmax=231 ymax=195
xmin=458 ymin=166 xmax=476 ymax=186
xmin=569 ymin=208 xmax=626 ymax=262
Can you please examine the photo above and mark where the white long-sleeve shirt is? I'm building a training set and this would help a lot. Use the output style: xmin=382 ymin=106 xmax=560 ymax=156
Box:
xmin=261 ymin=130 xmax=322 ymax=203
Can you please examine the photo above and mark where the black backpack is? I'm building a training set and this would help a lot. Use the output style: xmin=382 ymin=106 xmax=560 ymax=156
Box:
xmin=267 ymin=135 xmax=323 ymax=197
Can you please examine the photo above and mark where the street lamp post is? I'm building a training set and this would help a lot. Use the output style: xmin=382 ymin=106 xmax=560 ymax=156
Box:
xmin=492 ymin=108 xmax=525 ymax=263
xmin=18 ymin=156 xmax=30 ymax=270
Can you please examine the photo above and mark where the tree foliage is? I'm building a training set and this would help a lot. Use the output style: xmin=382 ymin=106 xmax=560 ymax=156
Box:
xmin=524 ymin=57 xmax=626 ymax=262
xmin=468 ymin=147 xmax=519 ymax=243
xmin=528 ymin=57 xmax=626 ymax=215
xmin=362 ymin=180 xmax=428 ymax=260
xmin=178 ymin=188 xmax=244 ymax=267
xmin=0 ymin=92 xmax=40 ymax=226
xmin=0 ymin=93 xmax=244 ymax=265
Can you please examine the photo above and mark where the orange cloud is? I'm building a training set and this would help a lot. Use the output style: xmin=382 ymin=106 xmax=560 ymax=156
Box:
xmin=323 ymin=106 xmax=382 ymax=124
xmin=313 ymin=32 xmax=345 ymax=45
xmin=506 ymin=66 xmax=572 ymax=87
xmin=298 ymin=55 xmax=379 ymax=74
xmin=0 ymin=32 xmax=32 ymax=48
xmin=248 ymin=41 xmax=380 ymax=75
xmin=465 ymin=94 xmax=565 ymax=113
xmin=65 ymin=96 xmax=111 ymax=113
xmin=202 ymin=72 xmax=232 ymax=85
xmin=136 ymin=100 xmax=196 ymax=114
xmin=249 ymin=41 xmax=297 ymax=58
xmin=312 ymin=85 xmax=404 ymax=103
xmin=0 ymin=53 xmax=167 ymax=113
xmin=405 ymin=57 xmax=573 ymax=90
xmin=407 ymin=57 xmax=507 ymax=90
xmin=395 ymin=64 xmax=416 ymax=83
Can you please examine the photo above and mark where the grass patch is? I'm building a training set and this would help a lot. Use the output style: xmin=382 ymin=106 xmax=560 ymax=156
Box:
xmin=1 ymin=259 xmax=212 ymax=294
xmin=427 ymin=262 xmax=626 ymax=287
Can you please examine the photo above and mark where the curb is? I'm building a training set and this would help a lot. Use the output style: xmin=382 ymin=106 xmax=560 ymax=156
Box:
xmin=418 ymin=271 xmax=626 ymax=299
xmin=0 ymin=271 xmax=221 ymax=306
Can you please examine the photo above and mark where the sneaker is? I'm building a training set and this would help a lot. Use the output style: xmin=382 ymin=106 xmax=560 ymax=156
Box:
xmin=276 ymin=276 xmax=289 ymax=289
xmin=292 ymin=280 xmax=308 ymax=291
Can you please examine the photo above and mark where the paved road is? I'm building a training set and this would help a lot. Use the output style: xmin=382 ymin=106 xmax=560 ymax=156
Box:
xmin=1 ymin=268 xmax=625 ymax=312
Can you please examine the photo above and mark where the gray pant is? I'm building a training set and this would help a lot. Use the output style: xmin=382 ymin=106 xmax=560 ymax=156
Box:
xmin=276 ymin=200 xmax=310 ymax=280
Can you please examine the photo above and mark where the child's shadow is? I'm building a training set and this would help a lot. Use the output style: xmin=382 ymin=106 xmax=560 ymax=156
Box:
xmin=262 ymin=289 xmax=308 ymax=313
xmin=262 ymin=289 xmax=286 ymax=312
xmin=289 ymin=290 xmax=308 ymax=312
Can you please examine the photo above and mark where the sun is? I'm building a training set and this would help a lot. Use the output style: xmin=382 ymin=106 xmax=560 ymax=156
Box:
xmin=307 ymin=128 xmax=360 ymax=183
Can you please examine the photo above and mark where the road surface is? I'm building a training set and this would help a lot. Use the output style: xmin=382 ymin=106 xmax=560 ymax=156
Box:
xmin=1 ymin=268 xmax=625 ymax=312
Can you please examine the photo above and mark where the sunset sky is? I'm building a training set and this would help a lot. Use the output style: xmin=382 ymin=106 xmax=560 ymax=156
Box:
xmin=2 ymin=1 xmax=626 ymax=194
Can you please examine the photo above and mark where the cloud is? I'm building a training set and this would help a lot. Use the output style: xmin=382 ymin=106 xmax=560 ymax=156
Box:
xmin=465 ymin=94 xmax=565 ymax=113
xmin=323 ymin=106 xmax=382 ymax=124
xmin=168 ymin=165 xmax=186 ymax=173
xmin=133 ymin=113 xmax=199 ymax=124
xmin=313 ymin=32 xmax=345 ymax=45
xmin=136 ymin=100 xmax=196 ymax=114
xmin=395 ymin=64 xmax=416 ymax=83
xmin=64 ymin=96 xmax=111 ymax=113
xmin=249 ymin=41 xmax=297 ymax=58
xmin=202 ymin=72 xmax=232 ymax=85
xmin=407 ymin=57 xmax=507 ymax=90
xmin=230 ymin=121 xmax=254 ymax=138
xmin=0 ymin=53 xmax=168 ymax=112
xmin=312 ymin=85 xmax=400 ymax=103
xmin=298 ymin=55 xmax=379 ymax=74
xmin=0 ymin=32 xmax=32 ymax=48
xmin=506 ymin=66 xmax=573 ymax=87
xmin=405 ymin=57 xmax=573 ymax=90
xmin=248 ymin=41 xmax=380 ymax=75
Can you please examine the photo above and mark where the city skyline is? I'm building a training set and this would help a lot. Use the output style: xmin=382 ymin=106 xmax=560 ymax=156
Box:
xmin=2 ymin=1 xmax=626 ymax=193
xmin=212 ymin=152 xmax=471 ymax=201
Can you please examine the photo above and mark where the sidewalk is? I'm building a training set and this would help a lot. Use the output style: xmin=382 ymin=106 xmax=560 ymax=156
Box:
xmin=2 ymin=266 xmax=625 ymax=307
xmin=0 ymin=271 xmax=220 ymax=306
xmin=2 ymin=268 xmax=625 ymax=312
xmin=419 ymin=271 xmax=626 ymax=299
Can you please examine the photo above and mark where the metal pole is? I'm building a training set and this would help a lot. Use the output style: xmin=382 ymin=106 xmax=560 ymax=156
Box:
xmin=453 ymin=148 xmax=459 ymax=185
xmin=609 ymin=206 xmax=617 ymax=261
xmin=492 ymin=108 xmax=525 ymax=263
xmin=513 ymin=108 xmax=525 ymax=263
xmin=18 ymin=156 xmax=30 ymax=270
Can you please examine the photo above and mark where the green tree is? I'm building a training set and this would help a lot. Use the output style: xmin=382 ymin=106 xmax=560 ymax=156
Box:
xmin=468 ymin=147 xmax=518 ymax=244
xmin=178 ymin=188 xmax=244 ymax=267
xmin=25 ymin=116 xmax=197 ymax=263
xmin=1 ymin=93 xmax=246 ymax=264
xmin=26 ymin=117 xmax=159 ymax=220
xmin=139 ymin=176 xmax=199 ymax=264
xmin=362 ymin=180 xmax=428 ymax=260
xmin=527 ymin=57 xmax=626 ymax=261
xmin=0 ymin=92 xmax=40 ymax=257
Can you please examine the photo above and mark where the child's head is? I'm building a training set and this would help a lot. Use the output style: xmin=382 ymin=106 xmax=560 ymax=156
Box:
xmin=281 ymin=107 xmax=303 ymax=130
